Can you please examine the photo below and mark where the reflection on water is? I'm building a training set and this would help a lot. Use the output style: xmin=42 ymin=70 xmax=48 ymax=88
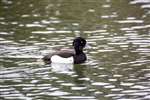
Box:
xmin=51 ymin=63 xmax=74 ymax=74
xmin=0 ymin=0 xmax=150 ymax=100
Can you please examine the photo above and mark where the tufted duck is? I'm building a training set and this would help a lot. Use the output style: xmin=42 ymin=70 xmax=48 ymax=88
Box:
xmin=42 ymin=37 xmax=87 ymax=64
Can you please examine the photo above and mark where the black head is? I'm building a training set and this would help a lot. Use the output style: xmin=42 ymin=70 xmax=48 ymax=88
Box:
xmin=73 ymin=37 xmax=86 ymax=54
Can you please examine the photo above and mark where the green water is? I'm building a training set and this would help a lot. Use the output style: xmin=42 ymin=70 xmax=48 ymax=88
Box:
xmin=0 ymin=0 xmax=150 ymax=100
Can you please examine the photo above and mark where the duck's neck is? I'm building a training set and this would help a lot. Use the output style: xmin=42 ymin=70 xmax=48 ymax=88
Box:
xmin=75 ymin=48 xmax=83 ymax=55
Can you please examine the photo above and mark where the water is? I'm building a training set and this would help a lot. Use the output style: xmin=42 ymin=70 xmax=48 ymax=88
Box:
xmin=0 ymin=0 xmax=150 ymax=100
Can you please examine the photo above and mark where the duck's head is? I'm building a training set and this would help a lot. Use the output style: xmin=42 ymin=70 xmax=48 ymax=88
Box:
xmin=73 ymin=37 xmax=86 ymax=54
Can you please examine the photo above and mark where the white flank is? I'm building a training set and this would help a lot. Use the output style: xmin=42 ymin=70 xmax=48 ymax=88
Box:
xmin=51 ymin=55 xmax=74 ymax=63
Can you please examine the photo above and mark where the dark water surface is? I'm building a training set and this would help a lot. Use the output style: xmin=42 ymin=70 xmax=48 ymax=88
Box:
xmin=0 ymin=0 xmax=150 ymax=100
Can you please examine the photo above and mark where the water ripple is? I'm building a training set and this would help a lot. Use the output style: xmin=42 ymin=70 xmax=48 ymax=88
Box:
xmin=0 ymin=0 xmax=150 ymax=100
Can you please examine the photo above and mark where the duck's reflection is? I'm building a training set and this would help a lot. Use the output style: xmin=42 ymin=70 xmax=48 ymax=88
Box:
xmin=51 ymin=63 xmax=88 ymax=84
xmin=73 ymin=64 xmax=87 ymax=84
xmin=51 ymin=63 xmax=74 ymax=74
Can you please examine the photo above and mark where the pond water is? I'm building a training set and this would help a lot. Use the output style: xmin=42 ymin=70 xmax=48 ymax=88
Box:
xmin=0 ymin=0 xmax=150 ymax=100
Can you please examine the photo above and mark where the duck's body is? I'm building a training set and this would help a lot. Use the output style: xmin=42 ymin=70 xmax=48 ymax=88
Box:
xmin=43 ymin=37 xmax=87 ymax=64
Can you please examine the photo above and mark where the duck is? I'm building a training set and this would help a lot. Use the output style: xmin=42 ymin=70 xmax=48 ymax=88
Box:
xmin=42 ymin=37 xmax=87 ymax=64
